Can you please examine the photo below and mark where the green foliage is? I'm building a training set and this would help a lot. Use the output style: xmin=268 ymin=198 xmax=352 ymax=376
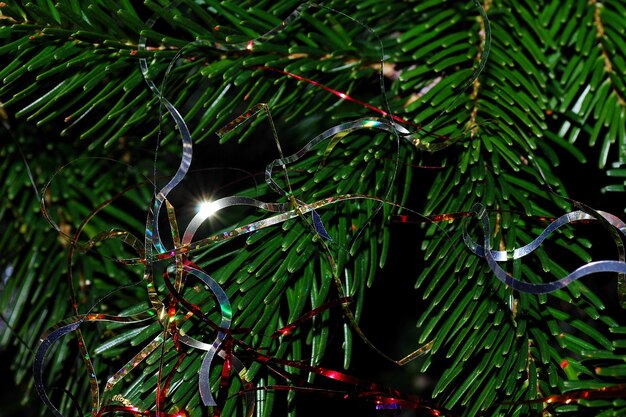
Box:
xmin=1 ymin=1 xmax=625 ymax=417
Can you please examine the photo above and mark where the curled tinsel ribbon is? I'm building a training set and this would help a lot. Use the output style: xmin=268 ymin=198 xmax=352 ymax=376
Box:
xmin=467 ymin=203 xmax=626 ymax=303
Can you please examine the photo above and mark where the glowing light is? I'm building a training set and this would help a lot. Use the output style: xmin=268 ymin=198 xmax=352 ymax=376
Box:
xmin=198 ymin=201 xmax=218 ymax=218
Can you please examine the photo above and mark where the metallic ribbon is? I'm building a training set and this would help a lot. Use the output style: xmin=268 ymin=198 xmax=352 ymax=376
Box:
xmin=468 ymin=203 xmax=626 ymax=294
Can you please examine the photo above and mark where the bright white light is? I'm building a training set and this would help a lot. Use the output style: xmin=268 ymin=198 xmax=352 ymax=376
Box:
xmin=198 ymin=201 xmax=217 ymax=218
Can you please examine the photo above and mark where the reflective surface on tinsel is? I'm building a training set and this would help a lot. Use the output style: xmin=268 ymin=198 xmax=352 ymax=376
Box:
xmin=28 ymin=1 xmax=626 ymax=417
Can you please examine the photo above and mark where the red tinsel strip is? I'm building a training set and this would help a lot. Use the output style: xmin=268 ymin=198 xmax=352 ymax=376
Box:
xmin=502 ymin=384 xmax=626 ymax=407
xmin=232 ymin=340 xmax=457 ymax=416
xmin=212 ymin=337 xmax=235 ymax=417
xmin=271 ymin=297 xmax=351 ymax=338
xmin=157 ymin=352 xmax=187 ymax=412
xmin=257 ymin=66 xmax=452 ymax=142
xmin=392 ymin=211 xmax=474 ymax=224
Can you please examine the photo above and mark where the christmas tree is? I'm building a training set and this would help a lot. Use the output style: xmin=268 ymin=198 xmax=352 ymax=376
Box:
xmin=1 ymin=1 xmax=626 ymax=416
